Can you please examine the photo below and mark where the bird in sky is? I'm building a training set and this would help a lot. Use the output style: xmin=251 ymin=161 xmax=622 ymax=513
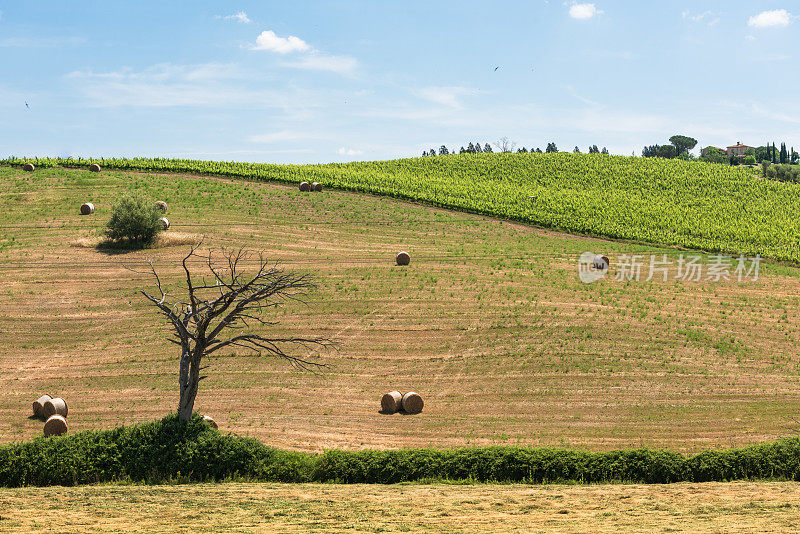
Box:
xmin=24 ymin=101 xmax=29 ymax=109
xmin=494 ymin=66 xmax=499 ymax=71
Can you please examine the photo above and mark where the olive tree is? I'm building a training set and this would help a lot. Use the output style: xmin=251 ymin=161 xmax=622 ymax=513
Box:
xmin=141 ymin=245 xmax=331 ymax=420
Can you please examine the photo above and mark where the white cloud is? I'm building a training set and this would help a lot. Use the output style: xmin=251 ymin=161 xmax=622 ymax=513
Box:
xmin=250 ymin=30 xmax=310 ymax=53
xmin=414 ymin=86 xmax=478 ymax=108
xmin=748 ymin=9 xmax=792 ymax=28
xmin=682 ymin=10 xmax=720 ymax=26
xmin=222 ymin=11 xmax=251 ymax=23
xmin=568 ymin=3 xmax=602 ymax=20
xmin=248 ymin=29 xmax=358 ymax=76
xmin=337 ymin=147 xmax=363 ymax=156
xmin=281 ymin=54 xmax=358 ymax=75
xmin=65 ymin=63 xmax=308 ymax=108
xmin=565 ymin=85 xmax=599 ymax=107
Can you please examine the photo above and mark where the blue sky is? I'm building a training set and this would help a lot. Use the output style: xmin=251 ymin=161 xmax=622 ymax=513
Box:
xmin=0 ymin=1 xmax=798 ymax=163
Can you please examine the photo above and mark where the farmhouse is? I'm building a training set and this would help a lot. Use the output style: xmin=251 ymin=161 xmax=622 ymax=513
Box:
xmin=726 ymin=142 xmax=752 ymax=158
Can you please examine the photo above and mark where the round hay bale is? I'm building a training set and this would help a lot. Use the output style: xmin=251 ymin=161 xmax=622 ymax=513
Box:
xmin=202 ymin=415 xmax=218 ymax=429
xmin=44 ymin=415 xmax=68 ymax=437
xmin=155 ymin=201 xmax=168 ymax=213
xmin=159 ymin=217 xmax=170 ymax=230
xmin=80 ymin=202 xmax=95 ymax=215
xmin=401 ymin=392 xmax=424 ymax=414
xmin=43 ymin=397 xmax=68 ymax=418
xmin=592 ymin=254 xmax=609 ymax=270
xmin=22 ymin=163 xmax=34 ymax=172
xmin=88 ymin=164 xmax=101 ymax=172
xmin=396 ymin=251 xmax=411 ymax=266
xmin=381 ymin=391 xmax=403 ymax=413
xmin=33 ymin=394 xmax=52 ymax=418
xmin=299 ymin=181 xmax=311 ymax=192
xmin=312 ymin=182 xmax=323 ymax=192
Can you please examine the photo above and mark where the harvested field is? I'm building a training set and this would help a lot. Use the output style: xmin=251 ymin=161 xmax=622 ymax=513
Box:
xmin=0 ymin=481 xmax=799 ymax=533
xmin=1 ymin=165 xmax=800 ymax=452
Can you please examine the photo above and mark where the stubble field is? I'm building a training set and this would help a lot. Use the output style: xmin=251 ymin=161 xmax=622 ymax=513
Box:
xmin=1 ymin=165 xmax=800 ymax=452
xmin=2 ymin=481 xmax=800 ymax=533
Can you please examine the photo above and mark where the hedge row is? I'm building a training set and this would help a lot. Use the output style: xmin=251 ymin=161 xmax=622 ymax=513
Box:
xmin=1 ymin=415 xmax=800 ymax=486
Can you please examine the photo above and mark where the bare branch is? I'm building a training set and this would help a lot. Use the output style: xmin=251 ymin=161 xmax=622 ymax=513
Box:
xmin=140 ymin=245 xmax=333 ymax=420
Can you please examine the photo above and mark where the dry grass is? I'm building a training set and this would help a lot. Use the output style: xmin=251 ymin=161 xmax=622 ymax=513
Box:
xmin=1 ymin=481 xmax=799 ymax=533
xmin=71 ymin=231 xmax=201 ymax=249
xmin=2 ymin=165 xmax=800 ymax=452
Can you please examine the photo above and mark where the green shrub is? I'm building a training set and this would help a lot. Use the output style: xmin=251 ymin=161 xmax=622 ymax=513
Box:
xmin=744 ymin=155 xmax=756 ymax=165
xmin=3 ymin=415 xmax=800 ymax=487
xmin=104 ymin=192 xmax=162 ymax=245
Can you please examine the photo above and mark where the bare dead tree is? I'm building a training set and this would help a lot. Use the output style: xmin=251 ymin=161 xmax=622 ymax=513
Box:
xmin=494 ymin=136 xmax=517 ymax=154
xmin=141 ymin=244 xmax=332 ymax=421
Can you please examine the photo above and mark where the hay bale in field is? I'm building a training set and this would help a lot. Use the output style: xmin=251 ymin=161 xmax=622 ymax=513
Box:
xmin=401 ymin=392 xmax=424 ymax=414
xmin=380 ymin=391 xmax=403 ymax=414
xmin=312 ymin=182 xmax=323 ymax=192
xmin=159 ymin=217 xmax=170 ymax=230
xmin=43 ymin=397 xmax=68 ymax=418
xmin=88 ymin=164 xmax=101 ymax=172
xmin=155 ymin=201 xmax=168 ymax=213
xmin=396 ymin=251 xmax=411 ymax=266
xmin=202 ymin=415 xmax=218 ymax=429
xmin=22 ymin=163 xmax=34 ymax=172
xmin=44 ymin=415 xmax=68 ymax=437
xmin=32 ymin=394 xmax=52 ymax=418
xmin=80 ymin=202 xmax=95 ymax=215
xmin=592 ymin=254 xmax=609 ymax=270
xmin=299 ymin=181 xmax=311 ymax=192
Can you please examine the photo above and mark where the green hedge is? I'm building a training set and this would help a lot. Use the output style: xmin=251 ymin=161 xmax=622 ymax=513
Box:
xmin=1 ymin=415 xmax=800 ymax=486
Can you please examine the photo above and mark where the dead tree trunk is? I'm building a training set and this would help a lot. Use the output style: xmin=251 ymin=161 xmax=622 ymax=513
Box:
xmin=142 ymin=245 xmax=331 ymax=421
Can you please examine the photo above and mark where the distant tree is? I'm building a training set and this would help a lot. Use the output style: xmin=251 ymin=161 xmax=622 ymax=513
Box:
xmin=466 ymin=142 xmax=475 ymax=153
xmin=754 ymin=146 xmax=770 ymax=162
xmin=772 ymin=143 xmax=777 ymax=164
xmin=475 ymin=142 xmax=483 ymax=153
xmin=429 ymin=147 xmax=437 ymax=156
xmin=588 ymin=145 xmax=599 ymax=154
xmin=642 ymin=145 xmax=661 ymax=158
xmin=655 ymin=145 xmax=677 ymax=159
xmin=483 ymin=143 xmax=493 ymax=153
xmin=669 ymin=135 xmax=698 ymax=157
xmin=780 ymin=143 xmax=787 ymax=164
xmin=494 ymin=136 xmax=516 ymax=153
xmin=535 ymin=148 xmax=543 ymax=153
xmin=601 ymin=147 xmax=609 ymax=154
xmin=792 ymin=148 xmax=799 ymax=165
xmin=517 ymin=147 xmax=528 ymax=153
xmin=700 ymin=147 xmax=726 ymax=164
xmin=545 ymin=142 xmax=558 ymax=153
xmin=730 ymin=154 xmax=739 ymax=166
xmin=744 ymin=155 xmax=757 ymax=165
xmin=421 ymin=150 xmax=427 ymax=157
xmin=573 ymin=146 xmax=581 ymax=153
xmin=439 ymin=145 xmax=449 ymax=156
